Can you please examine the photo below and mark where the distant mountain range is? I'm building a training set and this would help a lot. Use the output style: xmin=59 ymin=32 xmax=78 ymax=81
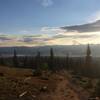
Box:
xmin=0 ymin=44 xmax=100 ymax=57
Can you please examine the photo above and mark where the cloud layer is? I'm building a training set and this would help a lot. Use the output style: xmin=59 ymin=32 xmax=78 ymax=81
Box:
xmin=1 ymin=20 xmax=100 ymax=46
xmin=62 ymin=20 xmax=100 ymax=33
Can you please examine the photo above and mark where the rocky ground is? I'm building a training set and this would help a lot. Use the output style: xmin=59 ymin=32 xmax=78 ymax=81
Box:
xmin=0 ymin=66 xmax=91 ymax=100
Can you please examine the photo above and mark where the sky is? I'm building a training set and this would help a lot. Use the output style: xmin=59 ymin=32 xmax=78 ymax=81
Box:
xmin=1 ymin=0 xmax=100 ymax=46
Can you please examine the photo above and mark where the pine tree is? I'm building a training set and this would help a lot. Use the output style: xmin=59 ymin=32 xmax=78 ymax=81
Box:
xmin=65 ymin=53 xmax=69 ymax=70
xmin=85 ymin=44 xmax=92 ymax=76
xmin=49 ymin=48 xmax=55 ymax=71
xmin=86 ymin=44 xmax=91 ymax=64
xmin=0 ymin=56 xmax=5 ymax=65
xmin=32 ymin=51 xmax=41 ymax=76
xmin=35 ymin=51 xmax=41 ymax=70
xmin=23 ymin=56 xmax=28 ymax=67
xmin=50 ymin=48 xmax=54 ymax=59
xmin=13 ymin=49 xmax=18 ymax=67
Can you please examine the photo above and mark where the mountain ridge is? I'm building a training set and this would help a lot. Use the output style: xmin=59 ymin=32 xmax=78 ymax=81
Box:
xmin=0 ymin=44 xmax=100 ymax=57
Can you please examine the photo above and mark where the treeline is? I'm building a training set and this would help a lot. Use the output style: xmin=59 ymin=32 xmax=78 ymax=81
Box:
xmin=0 ymin=45 xmax=100 ymax=77
xmin=0 ymin=48 xmax=72 ymax=70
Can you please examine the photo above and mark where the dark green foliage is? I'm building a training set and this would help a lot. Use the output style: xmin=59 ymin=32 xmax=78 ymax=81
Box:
xmin=33 ymin=63 xmax=49 ymax=76
xmin=40 ymin=63 xmax=49 ymax=71
xmin=13 ymin=49 xmax=18 ymax=67
xmin=82 ymin=44 xmax=94 ymax=77
xmin=50 ymin=48 xmax=54 ymax=59
xmin=1 ymin=45 xmax=100 ymax=78
xmin=94 ymin=80 xmax=100 ymax=97
xmin=32 ymin=69 xmax=42 ymax=76
xmin=23 ymin=56 xmax=28 ymax=67
xmin=32 ymin=51 xmax=42 ymax=76
xmin=65 ymin=54 xmax=69 ymax=70
xmin=49 ymin=48 xmax=55 ymax=71
xmin=35 ymin=51 xmax=41 ymax=70
xmin=0 ymin=56 xmax=5 ymax=65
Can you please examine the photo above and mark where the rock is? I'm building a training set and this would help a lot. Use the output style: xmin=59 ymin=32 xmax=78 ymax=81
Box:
xmin=40 ymin=86 xmax=48 ymax=92
xmin=19 ymin=91 xmax=27 ymax=98
xmin=24 ymin=77 xmax=31 ymax=82
xmin=31 ymin=95 xmax=36 ymax=98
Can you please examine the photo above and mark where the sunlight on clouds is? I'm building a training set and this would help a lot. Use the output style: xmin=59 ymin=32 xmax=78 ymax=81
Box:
xmin=48 ymin=38 xmax=73 ymax=45
xmin=0 ymin=27 xmax=100 ymax=46
xmin=40 ymin=26 xmax=65 ymax=36
xmin=87 ymin=11 xmax=100 ymax=23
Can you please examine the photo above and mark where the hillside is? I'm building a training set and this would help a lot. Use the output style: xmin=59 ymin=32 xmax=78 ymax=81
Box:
xmin=0 ymin=66 xmax=91 ymax=100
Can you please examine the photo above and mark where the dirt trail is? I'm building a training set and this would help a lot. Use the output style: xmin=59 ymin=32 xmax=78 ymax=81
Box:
xmin=41 ymin=75 xmax=81 ymax=100
xmin=51 ymin=76 xmax=80 ymax=100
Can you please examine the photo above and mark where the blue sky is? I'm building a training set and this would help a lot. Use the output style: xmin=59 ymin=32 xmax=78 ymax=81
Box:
xmin=0 ymin=0 xmax=100 ymax=46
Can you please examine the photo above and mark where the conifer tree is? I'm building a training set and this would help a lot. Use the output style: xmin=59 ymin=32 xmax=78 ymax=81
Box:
xmin=23 ymin=56 xmax=28 ymax=67
xmin=86 ymin=44 xmax=92 ymax=66
xmin=49 ymin=48 xmax=55 ymax=71
xmin=0 ymin=56 xmax=5 ymax=65
xmin=35 ymin=51 xmax=41 ymax=70
xmin=65 ymin=53 xmax=69 ymax=70
xmin=85 ymin=44 xmax=92 ymax=76
xmin=13 ymin=49 xmax=18 ymax=67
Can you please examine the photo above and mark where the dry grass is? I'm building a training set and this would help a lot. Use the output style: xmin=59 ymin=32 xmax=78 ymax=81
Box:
xmin=0 ymin=66 xmax=58 ymax=100
xmin=0 ymin=66 xmax=33 ymax=77
xmin=0 ymin=66 xmax=92 ymax=100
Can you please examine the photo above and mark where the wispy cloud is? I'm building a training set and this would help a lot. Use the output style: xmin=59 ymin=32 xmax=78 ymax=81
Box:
xmin=41 ymin=27 xmax=61 ymax=32
xmin=52 ymin=33 xmax=98 ymax=40
xmin=0 ymin=34 xmax=14 ymax=42
xmin=17 ymin=34 xmax=52 ymax=46
xmin=40 ymin=26 xmax=66 ymax=36
xmin=1 ymin=21 xmax=100 ymax=46
xmin=41 ymin=0 xmax=53 ymax=7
